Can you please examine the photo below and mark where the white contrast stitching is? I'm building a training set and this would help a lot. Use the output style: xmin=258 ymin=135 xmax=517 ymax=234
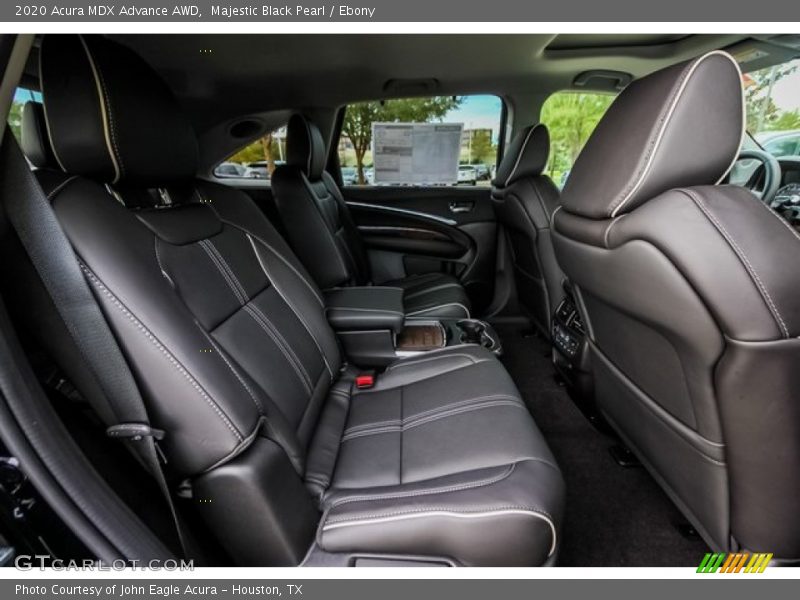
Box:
xmin=77 ymin=35 xmax=123 ymax=183
xmin=246 ymin=233 xmax=334 ymax=380
xmin=329 ymin=464 xmax=516 ymax=508
xmin=215 ymin=215 xmax=326 ymax=308
xmin=503 ymin=125 xmax=540 ymax=187
xmin=402 ymin=283 xmax=464 ymax=300
xmin=386 ymin=352 xmax=479 ymax=372
xmin=80 ymin=265 xmax=243 ymax=442
xmin=322 ymin=507 xmax=557 ymax=557
xmin=406 ymin=302 xmax=471 ymax=318
xmin=342 ymin=400 xmax=526 ymax=441
xmin=344 ymin=394 xmax=524 ymax=436
xmin=752 ymin=191 xmax=800 ymax=245
xmin=609 ymin=51 xmax=744 ymax=217
xmin=244 ymin=303 xmax=313 ymax=394
xmin=687 ymin=190 xmax=789 ymax=337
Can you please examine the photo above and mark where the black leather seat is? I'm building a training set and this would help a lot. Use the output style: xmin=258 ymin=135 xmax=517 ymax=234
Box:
xmin=21 ymin=100 xmax=58 ymax=171
xmin=552 ymin=51 xmax=800 ymax=559
xmin=272 ymin=114 xmax=472 ymax=319
xmin=35 ymin=35 xmax=564 ymax=567
xmin=491 ymin=124 xmax=564 ymax=336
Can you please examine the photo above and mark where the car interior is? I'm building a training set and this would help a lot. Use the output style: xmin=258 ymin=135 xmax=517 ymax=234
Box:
xmin=0 ymin=33 xmax=798 ymax=568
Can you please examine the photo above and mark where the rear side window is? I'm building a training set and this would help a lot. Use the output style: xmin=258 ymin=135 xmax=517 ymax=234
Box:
xmin=338 ymin=95 xmax=503 ymax=187
xmin=8 ymin=88 xmax=43 ymax=144
xmin=213 ymin=125 xmax=286 ymax=183
xmin=539 ymin=91 xmax=615 ymax=188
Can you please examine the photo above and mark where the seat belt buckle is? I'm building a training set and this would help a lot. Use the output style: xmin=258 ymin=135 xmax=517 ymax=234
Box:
xmin=106 ymin=423 xmax=165 ymax=442
xmin=355 ymin=372 xmax=376 ymax=390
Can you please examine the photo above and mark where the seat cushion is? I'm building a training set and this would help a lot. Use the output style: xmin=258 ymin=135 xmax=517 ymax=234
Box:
xmin=305 ymin=346 xmax=564 ymax=566
xmin=384 ymin=272 xmax=472 ymax=319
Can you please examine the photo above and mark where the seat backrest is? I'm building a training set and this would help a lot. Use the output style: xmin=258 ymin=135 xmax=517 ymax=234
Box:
xmin=21 ymin=100 xmax=59 ymax=170
xmin=272 ymin=114 xmax=371 ymax=289
xmin=38 ymin=34 xmax=342 ymax=564
xmin=491 ymin=124 xmax=563 ymax=334
xmin=553 ymin=50 xmax=800 ymax=557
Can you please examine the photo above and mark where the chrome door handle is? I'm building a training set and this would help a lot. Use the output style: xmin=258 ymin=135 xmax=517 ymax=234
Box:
xmin=449 ymin=201 xmax=474 ymax=213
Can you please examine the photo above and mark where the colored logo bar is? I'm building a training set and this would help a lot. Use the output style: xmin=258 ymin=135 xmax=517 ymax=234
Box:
xmin=697 ymin=552 xmax=773 ymax=573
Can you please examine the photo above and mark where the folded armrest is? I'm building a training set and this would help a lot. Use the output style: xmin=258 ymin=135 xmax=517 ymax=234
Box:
xmin=324 ymin=287 xmax=405 ymax=334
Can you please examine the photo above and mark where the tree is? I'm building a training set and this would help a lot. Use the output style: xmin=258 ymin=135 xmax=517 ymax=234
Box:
xmin=540 ymin=93 xmax=614 ymax=178
xmin=228 ymin=133 xmax=282 ymax=175
xmin=342 ymin=96 xmax=463 ymax=184
xmin=260 ymin=132 xmax=279 ymax=175
xmin=466 ymin=129 xmax=495 ymax=165
xmin=744 ymin=64 xmax=798 ymax=133
xmin=7 ymin=101 xmax=23 ymax=142
xmin=767 ymin=109 xmax=800 ymax=132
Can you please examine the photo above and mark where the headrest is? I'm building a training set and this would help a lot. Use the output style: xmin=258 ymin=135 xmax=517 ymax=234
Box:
xmin=285 ymin=114 xmax=326 ymax=180
xmin=560 ymin=51 xmax=744 ymax=219
xmin=493 ymin=124 xmax=549 ymax=187
xmin=21 ymin=101 xmax=58 ymax=170
xmin=39 ymin=35 xmax=198 ymax=188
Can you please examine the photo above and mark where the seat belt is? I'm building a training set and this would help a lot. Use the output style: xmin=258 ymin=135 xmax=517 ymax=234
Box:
xmin=0 ymin=131 xmax=188 ymax=558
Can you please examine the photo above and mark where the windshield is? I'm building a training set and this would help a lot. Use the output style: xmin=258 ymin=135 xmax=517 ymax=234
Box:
xmin=744 ymin=58 xmax=800 ymax=157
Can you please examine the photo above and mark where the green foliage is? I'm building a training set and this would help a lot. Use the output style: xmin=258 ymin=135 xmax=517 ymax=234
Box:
xmin=764 ymin=109 xmax=800 ymax=132
xmin=541 ymin=92 xmax=614 ymax=177
xmin=228 ymin=133 xmax=283 ymax=173
xmin=465 ymin=129 xmax=495 ymax=165
xmin=229 ymin=140 xmax=263 ymax=165
xmin=342 ymin=96 xmax=463 ymax=183
xmin=745 ymin=63 xmax=798 ymax=133
xmin=8 ymin=101 xmax=23 ymax=142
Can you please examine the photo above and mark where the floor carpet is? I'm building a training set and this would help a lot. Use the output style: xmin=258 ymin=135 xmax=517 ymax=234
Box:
xmin=495 ymin=325 xmax=709 ymax=567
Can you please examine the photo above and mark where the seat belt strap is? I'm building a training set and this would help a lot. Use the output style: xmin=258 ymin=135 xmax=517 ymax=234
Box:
xmin=0 ymin=130 xmax=187 ymax=558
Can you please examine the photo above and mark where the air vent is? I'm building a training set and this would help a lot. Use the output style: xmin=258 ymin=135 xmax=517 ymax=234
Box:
xmin=555 ymin=300 xmax=575 ymax=324
xmin=571 ymin=313 xmax=586 ymax=336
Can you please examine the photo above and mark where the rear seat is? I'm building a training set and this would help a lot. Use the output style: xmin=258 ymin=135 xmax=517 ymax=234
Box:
xmin=33 ymin=34 xmax=564 ymax=566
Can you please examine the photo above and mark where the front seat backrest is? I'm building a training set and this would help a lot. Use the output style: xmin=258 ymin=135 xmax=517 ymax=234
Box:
xmin=491 ymin=124 xmax=564 ymax=336
xmin=272 ymin=114 xmax=371 ymax=289
xmin=552 ymin=50 xmax=800 ymax=558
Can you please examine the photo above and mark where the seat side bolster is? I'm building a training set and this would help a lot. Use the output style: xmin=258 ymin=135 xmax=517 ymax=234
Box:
xmin=272 ymin=166 xmax=353 ymax=289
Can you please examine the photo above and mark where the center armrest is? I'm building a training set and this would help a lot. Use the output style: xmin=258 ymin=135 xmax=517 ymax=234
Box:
xmin=324 ymin=287 xmax=405 ymax=334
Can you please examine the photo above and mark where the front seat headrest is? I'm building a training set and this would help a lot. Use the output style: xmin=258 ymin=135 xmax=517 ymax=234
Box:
xmin=493 ymin=123 xmax=549 ymax=187
xmin=39 ymin=35 xmax=198 ymax=188
xmin=21 ymin=101 xmax=58 ymax=170
xmin=560 ymin=51 xmax=744 ymax=220
xmin=285 ymin=113 xmax=326 ymax=180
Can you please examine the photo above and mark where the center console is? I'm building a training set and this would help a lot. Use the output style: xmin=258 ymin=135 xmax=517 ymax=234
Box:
xmin=396 ymin=319 xmax=502 ymax=358
xmin=324 ymin=287 xmax=501 ymax=367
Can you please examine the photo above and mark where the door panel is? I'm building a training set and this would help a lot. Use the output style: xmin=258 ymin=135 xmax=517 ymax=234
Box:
xmin=344 ymin=186 xmax=496 ymax=224
xmin=341 ymin=186 xmax=498 ymax=313
xmin=217 ymin=180 xmax=499 ymax=314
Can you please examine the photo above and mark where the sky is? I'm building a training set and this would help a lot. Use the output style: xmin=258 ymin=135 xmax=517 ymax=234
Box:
xmin=760 ymin=58 xmax=800 ymax=112
xmin=444 ymin=95 xmax=503 ymax=141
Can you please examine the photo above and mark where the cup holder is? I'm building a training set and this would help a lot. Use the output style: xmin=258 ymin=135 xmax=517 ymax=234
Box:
xmin=456 ymin=319 xmax=500 ymax=353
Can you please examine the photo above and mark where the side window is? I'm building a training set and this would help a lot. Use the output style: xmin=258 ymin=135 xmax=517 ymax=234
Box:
xmin=539 ymin=92 xmax=615 ymax=188
xmin=213 ymin=126 xmax=286 ymax=183
xmin=338 ymin=95 xmax=503 ymax=187
xmin=8 ymin=88 xmax=43 ymax=144
xmin=763 ymin=135 xmax=799 ymax=158
xmin=745 ymin=58 xmax=800 ymax=158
